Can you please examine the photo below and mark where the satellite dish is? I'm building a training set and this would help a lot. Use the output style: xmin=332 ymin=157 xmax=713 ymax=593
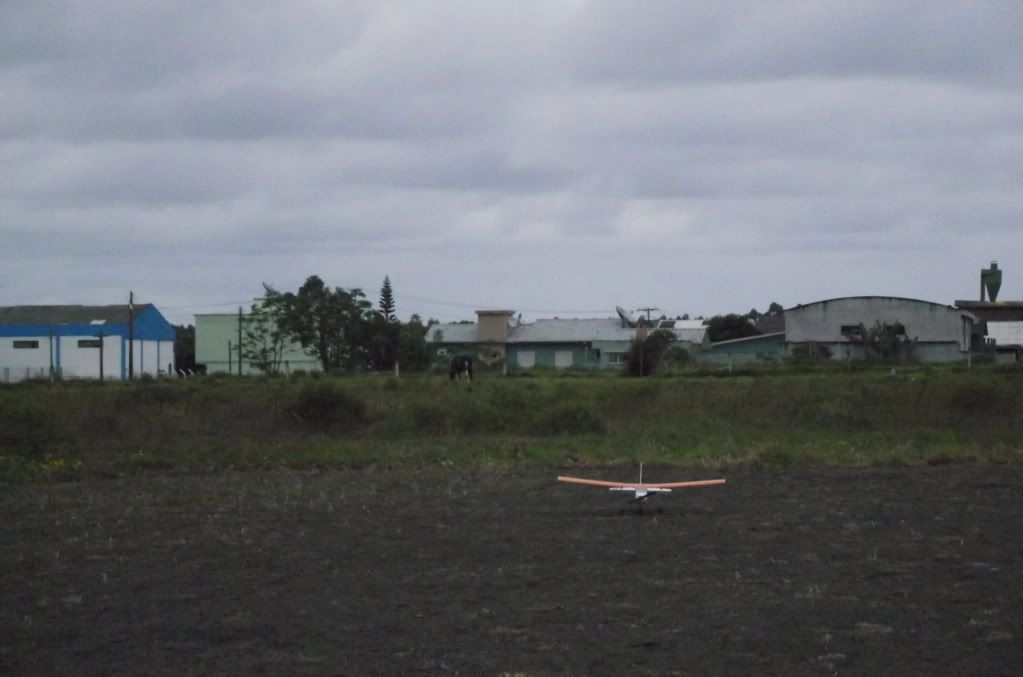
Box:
xmin=615 ymin=306 xmax=636 ymax=328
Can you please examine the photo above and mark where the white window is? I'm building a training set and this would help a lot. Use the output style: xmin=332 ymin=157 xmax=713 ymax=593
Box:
xmin=607 ymin=352 xmax=625 ymax=364
xmin=555 ymin=350 xmax=573 ymax=368
xmin=517 ymin=351 xmax=535 ymax=368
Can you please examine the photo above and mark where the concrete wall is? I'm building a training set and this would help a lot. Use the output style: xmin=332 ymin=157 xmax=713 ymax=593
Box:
xmin=507 ymin=343 xmax=602 ymax=369
xmin=1 ymin=335 xmax=177 ymax=381
xmin=802 ymin=341 xmax=968 ymax=364
xmin=786 ymin=297 xmax=972 ymax=358
xmin=125 ymin=339 xmax=176 ymax=376
xmin=591 ymin=340 xmax=632 ymax=369
xmin=59 ymin=334 xmax=122 ymax=380
xmin=0 ymin=335 xmax=56 ymax=382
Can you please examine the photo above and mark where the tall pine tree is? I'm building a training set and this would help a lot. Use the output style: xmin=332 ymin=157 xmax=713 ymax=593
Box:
xmin=379 ymin=275 xmax=396 ymax=321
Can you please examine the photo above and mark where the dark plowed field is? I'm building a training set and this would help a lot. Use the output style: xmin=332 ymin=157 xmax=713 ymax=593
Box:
xmin=2 ymin=465 xmax=1021 ymax=675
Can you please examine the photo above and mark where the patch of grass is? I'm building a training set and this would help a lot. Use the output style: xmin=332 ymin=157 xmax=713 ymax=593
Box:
xmin=1 ymin=368 xmax=1021 ymax=481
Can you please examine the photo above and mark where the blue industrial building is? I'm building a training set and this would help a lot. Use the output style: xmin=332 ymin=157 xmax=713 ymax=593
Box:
xmin=0 ymin=304 xmax=176 ymax=382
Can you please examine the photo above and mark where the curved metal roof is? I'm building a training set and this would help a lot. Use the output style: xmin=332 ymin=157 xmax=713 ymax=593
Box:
xmin=786 ymin=296 xmax=962 ymax=312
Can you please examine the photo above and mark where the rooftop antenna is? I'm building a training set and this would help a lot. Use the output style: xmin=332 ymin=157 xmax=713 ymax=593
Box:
xmin=636 ymin=307 xmax=660 ymax=323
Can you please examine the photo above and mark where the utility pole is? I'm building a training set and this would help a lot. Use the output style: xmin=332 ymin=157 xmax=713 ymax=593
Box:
xmin=98 ymin=330 xmax=105 ymax=381
xmin=48 ymin=327 xmax=55 ymax=382
xmin=228 ymin=340 xmax=233 ymax=374
xmin=636 ymin=307 xmax=660 ymax=323
xmin=237 ymin=306 xmax=244 ymax=376
xmin=128 ymin=291 xmax=135 ymax=379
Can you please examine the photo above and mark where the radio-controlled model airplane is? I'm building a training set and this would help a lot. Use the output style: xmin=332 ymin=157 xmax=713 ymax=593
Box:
xmin=557 ymin=463 xmax=725 ymax=513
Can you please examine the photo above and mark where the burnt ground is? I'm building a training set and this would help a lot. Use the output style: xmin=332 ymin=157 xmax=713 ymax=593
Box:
xmin=2 ymin=464 xmax=1022 ymax=675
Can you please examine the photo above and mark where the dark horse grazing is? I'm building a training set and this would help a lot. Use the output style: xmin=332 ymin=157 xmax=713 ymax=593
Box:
xmin=449 ymin=355 xmax=473 ymax=381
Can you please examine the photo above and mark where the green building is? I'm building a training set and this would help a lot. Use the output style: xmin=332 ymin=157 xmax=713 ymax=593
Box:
xmin=195 ymin=312 xmax=320 ymax=375
xmin=703 ymin=332 xmax=786 ymax=365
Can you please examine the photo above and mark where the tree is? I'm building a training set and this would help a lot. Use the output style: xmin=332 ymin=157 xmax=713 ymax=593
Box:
xmin=276 ymin=275 xmax=374 ymax=372
xmin=706 ymin=314 xmax=761 ymax=342
xmin=398 ymin=315 xmax=431 ymax=371
xmin=767 ymin=302 xmax=784 ymax=315
xmin=173 ymin=324 xmax=196 ymax=372
xmin=624 ymin=329 xmax=675 ymax=377
xmin=241 ymin=289 xmax=290 ymax=374
xmin=366 ymin=311 xmax=400 ymax=370
xmin=864 ymin=321 xmax=914 ymax=362
xmin=379 ymin=275 xmax=396 ymax=321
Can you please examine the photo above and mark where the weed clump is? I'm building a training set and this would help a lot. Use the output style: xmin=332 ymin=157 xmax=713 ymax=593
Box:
xmin=537 ymin=402 xmax=606 ymax=435
xmin=287 ymin=381 xmax=368 ymax=429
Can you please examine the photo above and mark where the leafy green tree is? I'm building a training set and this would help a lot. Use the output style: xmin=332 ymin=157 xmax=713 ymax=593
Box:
xmin=366 ymin=311 xmax=400 ymax=370
xmin=864 ymin=321 xmax=914 ymax=362
xmin=624 ymin=329 xmax=675 ymax=376
xmin=706 ymin=314 xmax=761 ymax=342
xmin=241 ymin=291 xmax=291 ymax=374
xmin=276 ymin=275 xmax=374 ymax=372
xmin=767 ymin=302 xmax=784 ymax=315
xmin=398 ymin=315 xmax=432 ymax=371
xmin=379 ymin=275 xmax=396 ymax=321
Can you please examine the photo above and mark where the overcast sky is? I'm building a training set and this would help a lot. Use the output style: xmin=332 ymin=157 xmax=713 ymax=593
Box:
xmin=3 ymin=1 xmax=1021 ymax=325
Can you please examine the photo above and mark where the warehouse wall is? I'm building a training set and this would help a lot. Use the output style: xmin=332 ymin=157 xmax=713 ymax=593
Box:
xmin=786 ymin=297 xmax=972 ymax=357
xmin=59 ymin=334 xmax=122 ymax=380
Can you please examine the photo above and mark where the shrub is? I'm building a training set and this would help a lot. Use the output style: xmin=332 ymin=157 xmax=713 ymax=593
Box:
xmin=287 ymin=381 xmax=368 ymax=429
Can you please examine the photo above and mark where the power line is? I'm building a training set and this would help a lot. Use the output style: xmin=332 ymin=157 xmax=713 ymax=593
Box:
xmin=155 ymin=294 xmax=615 ymax=316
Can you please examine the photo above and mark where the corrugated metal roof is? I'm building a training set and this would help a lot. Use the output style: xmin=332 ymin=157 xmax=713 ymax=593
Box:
xmin=0 ymin=304 xmax=151 ymax=326
xmin=427 ymin=323 xmax=478 ymax=343
xmin=507 ymin=318 xmax=634 ymax=343
xmin=987 ymin=321 xmax=1023 ymax=347
xmin=670 ymin=327 xmax=708 ymax=343
xmin=664 ymin=319 xmax=707 ymax=329
xmin=428 ymin=317 xmax=708 ymax=345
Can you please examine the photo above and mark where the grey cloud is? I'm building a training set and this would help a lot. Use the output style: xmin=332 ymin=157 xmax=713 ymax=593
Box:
xmin=568 ymin=2 xmax=1023 ymax=86
xmin=1 ymin=2 xmax=1021 ymax=321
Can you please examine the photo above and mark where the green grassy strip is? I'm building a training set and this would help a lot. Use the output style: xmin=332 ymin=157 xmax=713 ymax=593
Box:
xmin=1 ymin=367 xmax=1021 ymax=482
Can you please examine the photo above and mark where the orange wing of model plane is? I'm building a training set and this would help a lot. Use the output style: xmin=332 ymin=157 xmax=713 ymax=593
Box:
xmin=557 ymin=463 xmax=725 ymax=508
xmin=556 ymin=476 xmax=726 ymax=489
